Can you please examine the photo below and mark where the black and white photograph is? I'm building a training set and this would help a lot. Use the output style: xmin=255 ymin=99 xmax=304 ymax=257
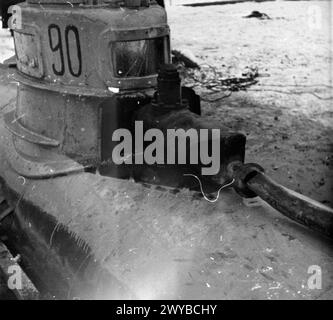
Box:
xmin=0 ymin=0 xmax=332 ymax=306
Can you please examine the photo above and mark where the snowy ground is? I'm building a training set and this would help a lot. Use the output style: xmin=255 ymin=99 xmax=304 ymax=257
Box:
xmin=0 ymin=29 xmax=14 ymax=64
xmin=167 ymin=0 xmax=333 ymax=206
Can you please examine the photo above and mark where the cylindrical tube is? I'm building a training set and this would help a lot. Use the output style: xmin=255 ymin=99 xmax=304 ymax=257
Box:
xmin=157 ymin=64 xmax=182 ymax=106
xmin=246 ymin=171 xmax=333 ymax=239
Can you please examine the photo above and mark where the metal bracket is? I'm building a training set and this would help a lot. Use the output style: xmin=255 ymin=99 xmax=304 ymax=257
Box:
xmin=0 ymin=207 xmax=14 ymax=224
xmin=0 ymin=192 xmax=14 ymax=224
xmin=4 ymin=110 xmax=60 ymax=147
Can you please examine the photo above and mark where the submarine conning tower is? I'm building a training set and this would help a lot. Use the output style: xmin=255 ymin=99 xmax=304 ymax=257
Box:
xmin=4 ymin=0 xmax=171 ymax=178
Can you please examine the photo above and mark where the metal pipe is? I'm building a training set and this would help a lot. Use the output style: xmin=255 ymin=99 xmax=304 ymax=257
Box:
xmin=245 ymin=171 xmax=333 ymax=239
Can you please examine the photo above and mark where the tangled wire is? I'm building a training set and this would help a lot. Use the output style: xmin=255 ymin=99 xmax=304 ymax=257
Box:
xmin=182 ymin=64 xmax=259 ymax=92
xmin=178 ymin=63 xmax=333 ymax=102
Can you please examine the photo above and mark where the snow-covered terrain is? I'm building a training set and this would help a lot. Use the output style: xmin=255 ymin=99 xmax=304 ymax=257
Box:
xmin=0 ymin=28 xmax=14 ymax=64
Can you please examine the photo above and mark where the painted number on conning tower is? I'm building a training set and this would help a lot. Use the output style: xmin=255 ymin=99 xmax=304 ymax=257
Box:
xmin=48 ymin=24 xmax=82 ymax=77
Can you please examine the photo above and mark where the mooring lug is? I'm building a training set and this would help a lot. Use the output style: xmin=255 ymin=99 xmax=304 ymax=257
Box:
xmin=229 ymin=162 xmax=265 ymax=198
xmin=181 ymin=86 xmax=201 ymax=115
